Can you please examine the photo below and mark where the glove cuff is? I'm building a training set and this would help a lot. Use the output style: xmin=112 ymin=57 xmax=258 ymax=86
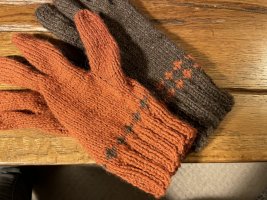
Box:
xmin=102 ymin=80 xmax=196 ymax=198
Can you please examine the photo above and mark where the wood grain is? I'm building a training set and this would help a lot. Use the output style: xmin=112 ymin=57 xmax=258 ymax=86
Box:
xmin=136 ymin=0 xmax=267 ymax=14
xmin=0 ymin=0 xmax=50 ymax=4
xmin=0 ymin=0 xmax=266 ymax=164
xmin=186 ymin=93 xmax=267 ymax=162
xmin=0 ymin=4 xmax=45 ymax=31
xmin=0 ymin=130 xmax=92 ymax=165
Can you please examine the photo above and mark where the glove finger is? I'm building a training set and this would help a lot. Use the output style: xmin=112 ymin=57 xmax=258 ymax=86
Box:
xmin=54 ymin=0 xmax=84 ymax=20
xmin=36 ymin=4 xmax=83 ymax=50
xmin=12 ymin=34 xmax=84 ymax=82
xmin=0 ymin=90 xmax=45 ymax=113
xmin=0 ymin=111 xmax=68 ymax=136
xmin=75 ymin=10 xmax=126 ymax=87
xmin=79 ymin=0 xmax=111 ymax=13
xmin=0 ymin=57 xmax=41 ymax=90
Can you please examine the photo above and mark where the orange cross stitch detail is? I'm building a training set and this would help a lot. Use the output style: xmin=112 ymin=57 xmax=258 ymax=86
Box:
xmin=175 ymin=79 xmax=184 ymax=89
xmin=167 ymin=88 xmax=175 ymax=98
xmin=165 ymin=71 xmax=173 ymax=80
xmin=155 ymin=80 xmax=165 ymax=91
xmin=173 ymin=60 xmax=182 ymax=70
xmin=183 ymin=69 xmax=192 ymax=79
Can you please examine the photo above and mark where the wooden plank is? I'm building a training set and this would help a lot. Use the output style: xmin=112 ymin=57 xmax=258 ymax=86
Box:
xmin=2 ymin=2 xmax=267 ymax=28
xmin=0 ymin=130 xmax=92 ymax=165
xmin=0 ymin=93 xmax=266 ymax=165
xmin=1 ymin=20 xmax=267 ymax=89
xmin=136 ymin=0 xmax=267 ymax=15
xmin=0 ymin=0 xmax=50 ymax=4
xmin=186 ymin=93 xmax=267 ymax=162
xmin=1 ymin=0 xmax=267 ymax=8
xmin=0 ymin=4 xmax=45 ymax=31
xmin=1 ymin=3 xmax=267 ymax=89
xmin=0 ymin=32 xmax=19 ymax=56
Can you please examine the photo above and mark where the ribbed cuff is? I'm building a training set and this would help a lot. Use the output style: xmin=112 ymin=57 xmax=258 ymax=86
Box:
xmin=103 ymin=80 xmax=196 ymax=198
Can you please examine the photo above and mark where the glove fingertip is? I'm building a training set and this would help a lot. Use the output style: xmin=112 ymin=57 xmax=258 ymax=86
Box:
xmin=35 ymin=3 xmax=50 ymax=18
xmin=35 ymin=4 xmax=60 ymax=24
xmin=12 ymin=34 xmax=46 ymax=68
xmin=12 ymin=33 xmax=31 ymax=46
xmin=74 ymin=9 xmax=97 ymax=23
xmin=74 ymin=10 xmax=108 ymax=53
xmin=54 ymin=0 xmax=83 ymax=20
xmin=12 ymin=34 xmax=42 ymax=51
xmin=74 ymin=9 xmax=106 ymax=38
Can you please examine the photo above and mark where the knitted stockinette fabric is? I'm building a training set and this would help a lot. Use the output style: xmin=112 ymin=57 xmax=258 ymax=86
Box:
xmin=0 ymin=10 xmax=196 ymax=197
xmin=36 ymin=0 xmax=234 ymax=151
xmin=0 ymin=90 xmax=67 ymax=135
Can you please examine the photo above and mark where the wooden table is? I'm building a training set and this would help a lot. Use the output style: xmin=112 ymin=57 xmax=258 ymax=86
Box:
xmin=0 ymin=0 xmax=266 ymax=165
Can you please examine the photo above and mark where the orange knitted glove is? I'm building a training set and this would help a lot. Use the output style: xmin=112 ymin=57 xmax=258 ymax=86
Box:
xmin=0 ymin=90 xmax=67 ymax=135
xmin=0 ymin=10 xmax=196 ymax=197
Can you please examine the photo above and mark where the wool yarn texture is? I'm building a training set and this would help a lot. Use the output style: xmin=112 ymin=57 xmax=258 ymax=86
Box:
xmin=36 ymin=0 xmax=234 ymax=151
xmin=0 ymin=90 xmax=67 ymax=135
xmin=0 ymin=10 xmax=196 ymax=198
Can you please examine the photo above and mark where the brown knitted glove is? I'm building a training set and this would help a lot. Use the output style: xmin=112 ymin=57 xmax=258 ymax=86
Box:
xmin=0 ymin=10 xmax=196 ymax=197
xmin=36 ymin=0 xmax=234 ymax=151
